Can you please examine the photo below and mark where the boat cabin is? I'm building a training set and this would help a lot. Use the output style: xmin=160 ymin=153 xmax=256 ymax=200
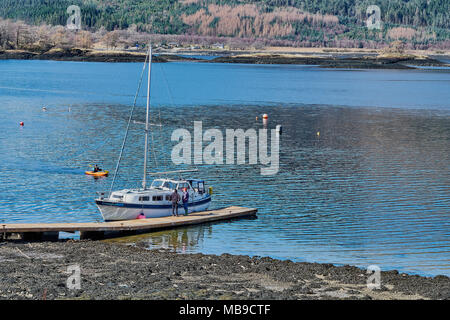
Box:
xmin=106 ymin=178 xmax=207 ymax=204
xmin=151 ymin=178 xmax=206 ymax=194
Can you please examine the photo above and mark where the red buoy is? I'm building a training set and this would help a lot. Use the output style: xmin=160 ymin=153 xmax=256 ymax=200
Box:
xmin=19 ymin=121 xmax=24 ymax=126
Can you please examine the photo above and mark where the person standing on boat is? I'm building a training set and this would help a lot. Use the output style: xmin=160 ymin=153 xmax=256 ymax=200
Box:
xmin=182 ymin=188 xmax=189 ymax=216
xmin=171 ymin=189 xmax=180 ymax=217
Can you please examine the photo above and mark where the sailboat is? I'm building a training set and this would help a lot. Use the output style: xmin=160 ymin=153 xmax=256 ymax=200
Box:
xmin=95 ymin=45 xmax=212 ymax=221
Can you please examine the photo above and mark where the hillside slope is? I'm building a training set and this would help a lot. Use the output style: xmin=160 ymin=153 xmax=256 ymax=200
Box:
xmin=0 ymin=0 xmax=449 ymax=48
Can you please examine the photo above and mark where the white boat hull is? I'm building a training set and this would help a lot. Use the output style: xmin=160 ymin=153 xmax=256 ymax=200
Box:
xmin=95 ymin=197 xmax=211 ymax=221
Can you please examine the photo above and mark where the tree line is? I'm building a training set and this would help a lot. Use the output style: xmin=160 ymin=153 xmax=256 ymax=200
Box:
xmin=0 ymin=0 xmax=448 ymax=49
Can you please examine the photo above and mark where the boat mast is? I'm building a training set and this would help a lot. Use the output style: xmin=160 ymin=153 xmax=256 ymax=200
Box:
xmin=142 ymin=44 xmax=152 ymax=189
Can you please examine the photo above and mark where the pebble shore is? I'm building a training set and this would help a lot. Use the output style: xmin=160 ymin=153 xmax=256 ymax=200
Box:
xmin=0 ymin=241 xmax=448 ymax=300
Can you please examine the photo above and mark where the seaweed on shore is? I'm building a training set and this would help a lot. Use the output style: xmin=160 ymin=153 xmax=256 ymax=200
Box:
xmin=0 ymin=48 xmax=200 ymax=63
xmin=0 ymin=241 xmax=448 ymax=300
xmin=210 ymin=54 xmax=449 ymax=69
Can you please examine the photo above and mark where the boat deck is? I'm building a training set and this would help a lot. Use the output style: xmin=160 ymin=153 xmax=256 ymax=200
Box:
xmin=0 ymin=206 xmax=257 ymax=240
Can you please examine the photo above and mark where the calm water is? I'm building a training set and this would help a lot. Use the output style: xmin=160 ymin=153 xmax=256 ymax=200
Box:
xmin=0 ymin=60 xmax=449 ymax=276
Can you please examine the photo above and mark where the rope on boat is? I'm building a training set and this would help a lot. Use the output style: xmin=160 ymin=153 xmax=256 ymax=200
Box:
xmin=109 ymin=47 xmax=150 ymax=196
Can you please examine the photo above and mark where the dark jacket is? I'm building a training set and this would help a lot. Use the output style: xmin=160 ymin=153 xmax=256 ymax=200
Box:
xmin=171 ymin=191 xmax=180 ymax=203
xmin=182 ymin=191 xmax=189 ymax=203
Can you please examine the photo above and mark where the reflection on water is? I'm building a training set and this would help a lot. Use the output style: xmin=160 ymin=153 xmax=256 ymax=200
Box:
xmin=0 ymin=60 xmax=449 ymax=276
xmin=109 ymin=225 xmax=214 ymax=254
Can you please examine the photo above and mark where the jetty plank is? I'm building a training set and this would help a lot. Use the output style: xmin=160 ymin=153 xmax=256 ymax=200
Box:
xmin=1 ymin=206 xmax=257 ymax=238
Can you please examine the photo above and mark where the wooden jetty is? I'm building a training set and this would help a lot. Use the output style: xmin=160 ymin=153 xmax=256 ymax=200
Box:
xmin=0 ymin=206 xmax=257 ymax=241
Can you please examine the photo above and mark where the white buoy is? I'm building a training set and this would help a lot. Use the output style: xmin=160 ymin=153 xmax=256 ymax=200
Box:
xmin=262 ymin=114 xmax=268 ymax=126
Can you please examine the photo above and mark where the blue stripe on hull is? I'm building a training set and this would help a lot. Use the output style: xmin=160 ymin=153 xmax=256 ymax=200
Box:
xmin=95 ymin=196 xmax=211 ymax=209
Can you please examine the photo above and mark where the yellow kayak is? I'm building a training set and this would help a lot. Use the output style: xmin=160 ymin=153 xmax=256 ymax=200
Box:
xmin=85 ymin=170 xmax=109 ymax=177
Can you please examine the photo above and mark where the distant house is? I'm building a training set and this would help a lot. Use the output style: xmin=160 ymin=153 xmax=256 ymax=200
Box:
xmin=212 ymin=43 xmax=224 ymax=49
xmin=168 ymin=42 xmax=179 ymax=47
xmin=190 ymin=45 xmax=200 ymax=50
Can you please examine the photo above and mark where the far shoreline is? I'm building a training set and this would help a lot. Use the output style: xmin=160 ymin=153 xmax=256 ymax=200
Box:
xmin=1 ymin=47 xmax=449 ymax=69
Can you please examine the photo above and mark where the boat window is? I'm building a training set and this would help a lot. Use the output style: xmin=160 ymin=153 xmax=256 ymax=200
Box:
xmin=165 ymin=195 xmax=171 ymax=201
xmin=198 ymin=182 xmax=204 ymax=193
xmin=112 ymin=195 xmax=123 ymax=200
xmin=177 ymin=183 xmax=189 ymax=190
xmin=151 ymin=180 xmax=164 ymax=188
xmin=152 ymin=195 xmax=163 ymax=201
xmin=163 ymin=181 xmax=175 ymax=190
xmin=139 ymin=196 xmax=149 ymax=201
xmin=191 ymin=181 xmax=199 ymax=189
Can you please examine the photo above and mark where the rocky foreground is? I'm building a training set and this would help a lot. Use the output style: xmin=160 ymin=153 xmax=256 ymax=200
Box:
xmin=0 ymin=241 xmax=448 ymax=300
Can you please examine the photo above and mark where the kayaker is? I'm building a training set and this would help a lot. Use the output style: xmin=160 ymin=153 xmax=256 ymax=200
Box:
xmin=93 ymin=164 xmax=101 ymax=172
xmin=171 ymin=189 xmax=180 ymax=217
xmin=182 ymin=188 xmax=189 ymax=216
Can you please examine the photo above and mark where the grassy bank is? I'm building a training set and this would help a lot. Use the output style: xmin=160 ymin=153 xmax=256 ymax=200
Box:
xmin=0 ymin=48 xmax=200 ymax=63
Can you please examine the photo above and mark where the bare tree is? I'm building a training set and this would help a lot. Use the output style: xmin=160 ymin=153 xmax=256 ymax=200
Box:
xmin=0 ymin=19 xmax=20 ymax=49
xmin=76 ymin=30 xmax=93 ymax=49
xmin=51 ymin=26 xmax=72 ymax=49
xmin=101 ymin=30 xmax=120 ymax=49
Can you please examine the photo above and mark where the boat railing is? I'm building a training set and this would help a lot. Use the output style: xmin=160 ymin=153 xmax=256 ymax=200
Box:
xmin=147 ymin=169 xmax=199 ymax=176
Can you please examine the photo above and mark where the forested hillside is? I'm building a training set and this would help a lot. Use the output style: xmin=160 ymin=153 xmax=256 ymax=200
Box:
xmin=0 ymin=0 xmax=449 ymax=49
